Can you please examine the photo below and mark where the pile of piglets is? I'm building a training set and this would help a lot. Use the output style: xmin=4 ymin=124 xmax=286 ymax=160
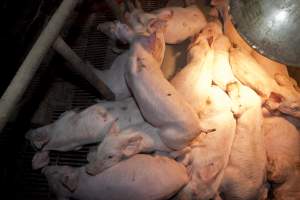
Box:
xmin=26 ymin=0 xmax=300 ymax=199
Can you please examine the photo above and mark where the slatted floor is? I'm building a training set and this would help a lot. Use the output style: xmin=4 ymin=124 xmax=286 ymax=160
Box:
xmin=11 ymin=1 xmax=168 ymax=199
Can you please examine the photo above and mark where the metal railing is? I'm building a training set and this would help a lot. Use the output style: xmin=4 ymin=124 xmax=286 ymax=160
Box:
xmin=0 ymin=0 xmax=116 ymax=132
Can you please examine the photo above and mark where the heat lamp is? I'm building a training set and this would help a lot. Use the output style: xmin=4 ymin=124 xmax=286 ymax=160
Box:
xmin=229 ymin=0 xmax=300 ymax=66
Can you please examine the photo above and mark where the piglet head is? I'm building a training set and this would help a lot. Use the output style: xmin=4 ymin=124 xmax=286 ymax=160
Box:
xmin=124 ymin=9 xmax=154 ymax=34
xmin=124 ymin=8 xmax=171 ymax=35
xmin=42 ymin=166 xmax=79 ymax=198
xmin=115 ymin=22 xmax=135 ymax=43
xmin=188 ymin=21 xmax=222 ymax=54
xmin=85 ymin=123 xmax=143 ymax=175
xmin=97 ymin=21 xmax=118 ymax=39
xmin=199 ymin=21 xmax=222 ymax=45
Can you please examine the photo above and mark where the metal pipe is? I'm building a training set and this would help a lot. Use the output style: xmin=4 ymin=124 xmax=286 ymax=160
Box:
xmin=0 ymin=0 xmax=79 ymax=132
xmin=53 ymin=36 xmax=115 ymax=100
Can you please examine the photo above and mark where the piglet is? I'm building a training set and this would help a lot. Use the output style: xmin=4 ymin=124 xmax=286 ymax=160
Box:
xmin=176 ymin=86 xmax=236 ymax=200
xmin=124 ymin=5 xmax=207 ymax=44
xmin=125 ymin=32 xmax=205 ymax=150
xmin=43 ymin=154 xmax=189 ymax=200
xmin=171 ymin=23 xmax=237 ymax=199
xmin=210 ymin=33 xmax=239 ymax=91
xmin=171 ymin=22 xmax=219 ymax=113
xmin=26 ymin=98 xmax=144 ymax=169
xmin=251 ymin=50 xmax=290 ymax=78
xmin=220 ymin=86 xmax=268 ymax=200
xmin=229 ymin=47 xmax=300 ymax=119
xmin=98 ymin=18 xmax=166 ymax=65
xmin=85 ymin=122 xmax=174 ymax=175
xmin=263 ymin=116 xmax=300 ymax=200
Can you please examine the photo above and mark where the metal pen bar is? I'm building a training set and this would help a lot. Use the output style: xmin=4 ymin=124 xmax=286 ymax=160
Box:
xmin=53 ymin=37 xmax=115 ymax=101
xmin=0 ymin=0 xmax=79 ymax=132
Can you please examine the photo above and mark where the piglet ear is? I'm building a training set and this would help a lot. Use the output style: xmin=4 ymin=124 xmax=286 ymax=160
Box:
xmin=25 ymin=129 xmax=50 ymax=150
xmin=108 ymin=121 xmax=120 ymax=135
xmin=122 ymin=135 xmax=143 ymax=157
xmin=61 ymin=167 xmax=79 ymax=192
xmin=268 ymin=92 xmax=284 ymax=104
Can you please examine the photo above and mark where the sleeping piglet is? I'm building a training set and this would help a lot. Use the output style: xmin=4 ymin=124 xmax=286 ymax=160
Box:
xmin=124 ymin=5 xmax=207 ymax=44
xmin=220 ymin=86 xmax=268 ymax=200
xmin=43 ymin=154 xmax=189 ymax=200
xmin=125 ymin=32 xmax=206 ymax=150
xmin=26 ymin=98 xmax=144 ymax=169
xmin=85 ymin=122 xmax=173 ymax=175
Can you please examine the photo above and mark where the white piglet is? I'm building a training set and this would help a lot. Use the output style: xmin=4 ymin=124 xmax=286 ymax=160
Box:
xmin=85 ymin=122 xmax=173 ymax=175
xmin=26 ymin=98 xmax=144 ymax=169
xmin=43 ymin=154 xmax=189 ymax=200
xmin=220 ymin=88 xmax=268 ymax=200
xmin=125 ymin=33 xmax=205 ymax=150
xmin=171 ymin=23 xmax=237 ymax=199
xmin=124 ymin=5 xmax=207 ymax=44
xmin=176 ymin=86 xmax=236 ymax=200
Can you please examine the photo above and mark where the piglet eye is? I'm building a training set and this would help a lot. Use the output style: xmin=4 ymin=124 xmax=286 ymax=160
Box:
xmin=107 ymin=155 xmax=113 ymax=159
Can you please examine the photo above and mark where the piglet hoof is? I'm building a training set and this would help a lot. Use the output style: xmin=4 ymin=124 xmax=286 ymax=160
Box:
xmin=25 ymin=130 xmax=49 ymax=150
xmin=32 ymin=151 xmax=50 ymax=170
